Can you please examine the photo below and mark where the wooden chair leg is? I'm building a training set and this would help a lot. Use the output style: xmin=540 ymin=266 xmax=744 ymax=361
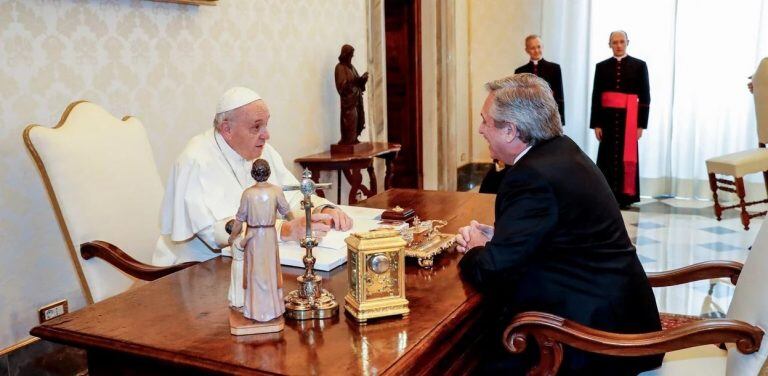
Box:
xmin=735 ymin=177 xmax=750 ymax=230
xmin=708 ymin=173 xmax=723 ymax=221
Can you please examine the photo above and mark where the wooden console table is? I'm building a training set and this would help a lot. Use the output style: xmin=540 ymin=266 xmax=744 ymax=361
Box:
xmin=295 ymin=142 xmax=401 ymax=204
xmin=31 ymin=190 xmax=497 ymax=375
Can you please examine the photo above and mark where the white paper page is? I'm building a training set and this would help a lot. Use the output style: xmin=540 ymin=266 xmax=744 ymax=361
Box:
xmin=278 ymin=208 xmax=386 ymax=271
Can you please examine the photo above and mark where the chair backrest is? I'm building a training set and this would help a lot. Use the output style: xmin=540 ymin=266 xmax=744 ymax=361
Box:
xmin=24 ymin=101 xmax=165 ymax=303
xmin=754 ymin=57 xmax=768 ymax=145
xmin=726 ymin=218 xmax=768 ymax=374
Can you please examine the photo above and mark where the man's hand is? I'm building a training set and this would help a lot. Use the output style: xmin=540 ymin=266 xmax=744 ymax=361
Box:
xmin=595 ymin=127 xmax=603 ymax=141
xmin=281 ymin=213 xmax=333 ymax=241
xmin=321 ymin=207 xmax=353 ymax=231
xmin=455 ymin=220 xmax=493 ymax=253
xmin=637 ymin=128 xmax=644 ymax=139
xmin=455 ymin=225 xmax=472 ymax=253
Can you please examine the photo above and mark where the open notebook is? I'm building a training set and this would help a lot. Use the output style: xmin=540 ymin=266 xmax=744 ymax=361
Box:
xmin=278 ymin=205 xmax=386 ymax=271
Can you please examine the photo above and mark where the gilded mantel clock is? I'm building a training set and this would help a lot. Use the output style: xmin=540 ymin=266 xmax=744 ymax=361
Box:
xmin=344 ymin=229 xmax=409 ymax=323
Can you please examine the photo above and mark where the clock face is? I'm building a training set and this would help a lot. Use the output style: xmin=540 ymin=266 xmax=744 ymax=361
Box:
xmin=364 ymin=251 xmax=400 ymax=300
xmin=369 ymin=254 xmax=391 ymax=274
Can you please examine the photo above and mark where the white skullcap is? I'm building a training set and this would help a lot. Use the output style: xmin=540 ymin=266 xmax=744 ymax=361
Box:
xmin=216 ymin=87 xmax=262 ymax=114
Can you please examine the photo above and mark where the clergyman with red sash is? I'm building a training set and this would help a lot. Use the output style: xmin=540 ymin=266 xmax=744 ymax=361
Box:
xmin=590 ymin=30 xmax=650 ymax=209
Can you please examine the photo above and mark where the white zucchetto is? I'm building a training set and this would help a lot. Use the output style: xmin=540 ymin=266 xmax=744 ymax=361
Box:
xmin=216 ymin=87 xmax=262 ymax=114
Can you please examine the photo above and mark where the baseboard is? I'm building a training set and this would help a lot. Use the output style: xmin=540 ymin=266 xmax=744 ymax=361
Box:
xmin=0 ymin=336 xmax=39 ymax=357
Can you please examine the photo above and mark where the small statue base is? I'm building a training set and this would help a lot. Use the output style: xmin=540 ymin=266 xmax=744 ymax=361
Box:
xmin=331 ymin=142 xmax=373 ymax=155
xmin=229 ymin=308 xmax=285 ymax=335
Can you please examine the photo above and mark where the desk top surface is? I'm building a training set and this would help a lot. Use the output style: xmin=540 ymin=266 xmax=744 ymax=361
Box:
xmin=32 ymin=189 xmax=495 ymax=375
xmin=294 ymin=142 xmax=401 ymax=163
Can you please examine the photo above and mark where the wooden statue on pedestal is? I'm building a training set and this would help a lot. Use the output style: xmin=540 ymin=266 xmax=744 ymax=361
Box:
xmin=228 ymin=159 xmax=290 ymax=335
xmin=332 ymin=44 xmax=371 ymax=155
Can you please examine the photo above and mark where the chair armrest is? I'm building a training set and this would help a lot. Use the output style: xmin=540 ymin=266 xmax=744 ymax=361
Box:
xmin=503 ymin=311 xmax=763 ymax=376
xmin=80 ymin=241 xmax=198 ymax=281
xmin=647 ymin=260 xmax=743 ymax=287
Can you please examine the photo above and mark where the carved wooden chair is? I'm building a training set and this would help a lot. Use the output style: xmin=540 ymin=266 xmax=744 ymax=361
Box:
xmin=503 ymin=221 xmax=768 ymax=375
xmin=24 ymin=101 xmax=198 ymax=304
xmin=705 ymin=58 xmax=768 ymax=230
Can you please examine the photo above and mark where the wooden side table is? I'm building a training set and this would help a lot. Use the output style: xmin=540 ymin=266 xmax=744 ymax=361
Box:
xmin=295 ymin=142 xmax=401 ymax=204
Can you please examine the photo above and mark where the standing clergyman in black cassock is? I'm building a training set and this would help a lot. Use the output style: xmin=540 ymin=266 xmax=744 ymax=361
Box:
xmin=515 ymin=34 xmax=565 ymax=125
xmin=590 ymin=30 xmax=650 ymax=209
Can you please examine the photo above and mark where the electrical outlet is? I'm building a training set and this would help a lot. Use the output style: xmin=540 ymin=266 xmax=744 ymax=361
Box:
xmin=38 ymin=300 xmax=68 ymax=323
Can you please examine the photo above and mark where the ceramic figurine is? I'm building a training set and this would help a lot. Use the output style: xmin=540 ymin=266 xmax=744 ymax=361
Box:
xmin=228 ymin=159 xmax=290 ymax=335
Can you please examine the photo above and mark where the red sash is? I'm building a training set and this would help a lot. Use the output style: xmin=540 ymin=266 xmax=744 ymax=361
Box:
xmin=601 ymin=92 xmax=638 ymax=196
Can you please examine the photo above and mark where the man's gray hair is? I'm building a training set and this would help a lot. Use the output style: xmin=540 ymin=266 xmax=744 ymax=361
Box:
xmin=524 ymin=34 xmax=540 ymax=45
xmin=609 ymin=30 xmax=629 ymax=43
xmin=213 ymin=108 xmax=235 ymax=129
xmin=484 ymin=73 xmax=563 ymax=145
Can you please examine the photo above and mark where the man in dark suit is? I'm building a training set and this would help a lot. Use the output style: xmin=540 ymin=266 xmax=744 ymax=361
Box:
xmin=456 ymin=73 xmax=662 ymax=375
xmin=590 ymin=30 xmax=650 ymax=209
xmin=479 ymin=35 xmax=564 ymax=195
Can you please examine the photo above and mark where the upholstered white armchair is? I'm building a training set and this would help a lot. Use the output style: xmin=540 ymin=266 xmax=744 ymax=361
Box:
xmin=24 ymin=101 xmax=198 ymax=303
xmin=706 ymin=58 xmax=768 ymax=230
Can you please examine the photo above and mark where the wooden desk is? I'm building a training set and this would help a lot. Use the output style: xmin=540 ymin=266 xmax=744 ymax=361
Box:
xmin=31 ymin=189 xmax=496 ymax=375
xmin=295 ymin=142 xmax=401 ymax=204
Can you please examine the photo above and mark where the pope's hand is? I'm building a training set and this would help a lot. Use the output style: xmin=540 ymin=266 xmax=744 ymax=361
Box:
xmin=281 ymin=213 xmax=333 ymax=241
xmin=321 ymin=207 xmax=353 ymax=231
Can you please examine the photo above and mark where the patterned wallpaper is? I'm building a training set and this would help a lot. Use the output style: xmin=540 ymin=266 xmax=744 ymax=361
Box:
xmin=0 ymin=0 xmax=368 ymax=349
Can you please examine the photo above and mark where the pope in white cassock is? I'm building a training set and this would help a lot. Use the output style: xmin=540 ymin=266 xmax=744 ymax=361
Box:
xmin=153 ymin=87 xmax=353 ymax=307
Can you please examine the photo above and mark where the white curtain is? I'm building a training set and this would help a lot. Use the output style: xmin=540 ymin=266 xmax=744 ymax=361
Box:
xmin=541 ymin=0 xmax=768 ymax=200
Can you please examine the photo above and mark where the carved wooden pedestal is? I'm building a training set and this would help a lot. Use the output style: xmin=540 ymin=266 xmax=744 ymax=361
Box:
xmin=330 ymin=142 xmax=374 ymax=155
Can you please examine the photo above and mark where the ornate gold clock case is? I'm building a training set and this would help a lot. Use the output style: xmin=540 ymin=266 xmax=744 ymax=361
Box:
xmin=344 ymin=229 xmax=409 ymax=323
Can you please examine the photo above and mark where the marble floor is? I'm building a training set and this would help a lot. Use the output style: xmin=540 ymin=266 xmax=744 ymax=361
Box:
xmin=624 ymin=198 xmax=763 ymax=318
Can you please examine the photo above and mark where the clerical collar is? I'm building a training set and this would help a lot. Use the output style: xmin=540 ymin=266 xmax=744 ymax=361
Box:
xmin=531 ymin=58 xmax=542 ymax=65
xmin=213 ymin=129 xmax=246 ymax=163
xmin=614 ymin=54 xmax=628 ymax=61
xmin=213 ymin=128 xmax=251 ymax=189
xmin=513 ymin=145 xmax=533 ymax=165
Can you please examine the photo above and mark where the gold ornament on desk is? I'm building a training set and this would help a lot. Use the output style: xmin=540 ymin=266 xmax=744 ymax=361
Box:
xmin=344 ymin=229 xmax=409 ymax=324
xmin=402 ymin=217 xmax=455 ymax=269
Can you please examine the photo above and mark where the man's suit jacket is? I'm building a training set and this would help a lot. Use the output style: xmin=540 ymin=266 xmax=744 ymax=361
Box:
xmin=460 ymin=136 xmax=662 ymax=374
xmin=515 ymin=59 xmax=565 ymax=125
